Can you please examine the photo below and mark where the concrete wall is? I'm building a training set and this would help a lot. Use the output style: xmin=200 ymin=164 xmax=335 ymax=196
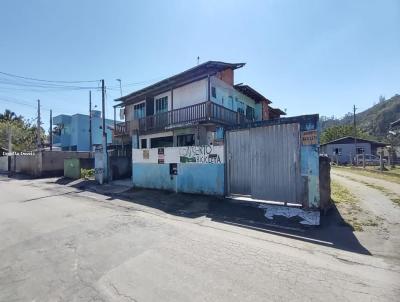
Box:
xmin=41 ymin=151 xmax=91 ymax=176
xmin=0 ymin=157 xmax=8 ymax=172
xmin=11 ymin=153 xmax=41 ymax=177
xmin=132 ymin=145 xmax=225 ymax=195
xmin=319 ymin=156 xmax=332 ymax=213
xmin=132 ymin=163 xmax=224 ymax=195
xmin=11 ymin=151 xmax=91 ymax=178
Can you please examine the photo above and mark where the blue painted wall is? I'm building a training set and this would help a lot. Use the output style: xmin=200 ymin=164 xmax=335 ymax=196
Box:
xmin=299 ymin=117 xmax=320 ymax=208
xmin=132 ymin=163 xmax=224 ymax=195
xmin=133 ymin=163 xmax=176 ymax=191
xmin=53 ymin=112 xmax=113 ymax=151
xmin=177 ymin=164 xmax=224 ymax=195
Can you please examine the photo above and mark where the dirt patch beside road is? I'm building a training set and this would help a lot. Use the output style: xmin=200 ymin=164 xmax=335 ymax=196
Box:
xmin=332 ymin=169 xmax=400 ymax=263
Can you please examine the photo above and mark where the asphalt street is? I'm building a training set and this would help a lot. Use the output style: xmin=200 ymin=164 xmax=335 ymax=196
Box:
xmin=1 ymin=175 xmax=399 ymax=302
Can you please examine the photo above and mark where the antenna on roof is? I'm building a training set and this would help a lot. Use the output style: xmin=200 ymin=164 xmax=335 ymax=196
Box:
xmin=197 ymin=56 xmax=200 ymax=65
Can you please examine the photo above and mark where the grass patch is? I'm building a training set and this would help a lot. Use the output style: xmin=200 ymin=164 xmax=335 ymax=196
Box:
xmin=331 ymin=180 xmax=383 ymax=232
xmin=391 ymin=198 xmax=400 ymax=206
xmin=331 ymin=180 xmax=359 ymax=204
xmin=333 ymin=166 xmax=400 ymax=185
xmin=331 ymin=180 xmax=363 ymax=231
xmin=334 ymin=172 xmax=400 ymax=207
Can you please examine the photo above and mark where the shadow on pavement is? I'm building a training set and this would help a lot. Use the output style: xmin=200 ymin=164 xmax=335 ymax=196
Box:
xmin=20 ymin=176 xmax=371 ymax=256
xmin=72 ymin=180 xmax=371 ymax=256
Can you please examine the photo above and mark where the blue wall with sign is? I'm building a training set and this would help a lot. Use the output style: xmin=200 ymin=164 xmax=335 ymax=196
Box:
xmin=132 ymin=163 xmax=224 ymax=195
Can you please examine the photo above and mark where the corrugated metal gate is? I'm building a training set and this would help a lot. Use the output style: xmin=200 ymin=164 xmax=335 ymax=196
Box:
xmin=226 ymin=123 xmax=302 ymax=205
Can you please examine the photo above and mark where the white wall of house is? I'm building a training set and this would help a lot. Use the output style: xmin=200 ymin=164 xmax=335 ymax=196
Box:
xmin=172 ymin=78 xmax=208 ymax=109
xmin=210 ymin=76 xmax=260 ymax=120
xmin=123 ymin=74 xmax=261 ymax=121
xmin=124 ymin=79 xmax=208 ymax=122
xmin=139 ymin=131 xmax=174 ymax=148
xmin=133 ymin=145 xmax=225 ymax=164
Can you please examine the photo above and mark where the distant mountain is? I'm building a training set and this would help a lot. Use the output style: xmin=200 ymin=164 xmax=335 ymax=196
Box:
xmin=320 ymin=94 xmax=400 ymax=140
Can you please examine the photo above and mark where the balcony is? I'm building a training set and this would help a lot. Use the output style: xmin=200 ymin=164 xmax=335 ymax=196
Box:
xmin=114 ymin=101 xmax=250 ymax=136
xmin=113 ymin=120 xmax=139 ymax=137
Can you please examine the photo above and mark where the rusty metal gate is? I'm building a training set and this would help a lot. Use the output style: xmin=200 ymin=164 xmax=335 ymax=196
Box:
xmin=226 ymin=123 xmax=302 ymax=204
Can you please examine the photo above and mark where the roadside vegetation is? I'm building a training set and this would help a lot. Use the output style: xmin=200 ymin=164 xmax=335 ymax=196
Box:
xmin=332 ymin=165 xmax=400 ymax=185
xmin=332 ymin=166 xmax=400 ymax=206
xmin=331 ymin=180 xmax=381 ymax=231
xmin=0 ymin=109 xmax=47 ymax=152
xmin=80 ymin=168 xmax=95 ymax=180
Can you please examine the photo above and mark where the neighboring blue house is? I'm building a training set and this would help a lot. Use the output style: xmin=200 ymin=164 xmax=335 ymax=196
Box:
xmin=53 ymin=110 xmax=113 ymax=151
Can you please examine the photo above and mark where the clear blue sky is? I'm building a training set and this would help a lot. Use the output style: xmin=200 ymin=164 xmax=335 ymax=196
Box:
xmin=0 ymin=0 xmax=399 ymax=131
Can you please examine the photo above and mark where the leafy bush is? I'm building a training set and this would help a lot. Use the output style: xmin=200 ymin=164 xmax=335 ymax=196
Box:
xmin=81 ymin=168 xmax=94 ymax=180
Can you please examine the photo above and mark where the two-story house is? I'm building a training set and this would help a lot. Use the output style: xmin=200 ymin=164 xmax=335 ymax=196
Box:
xmin=53 ymin=110 xmax=113 ymax=151
xmin=113 ymin=61 xmax=285 ymax=148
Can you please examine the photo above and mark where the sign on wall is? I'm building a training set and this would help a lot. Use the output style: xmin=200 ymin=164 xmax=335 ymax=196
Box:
xmin=133 ymin=145 xmax=225 ymax=164
xmin=179 ymin=145 xmax=222 ymax=164
xmin=158 ymin=148 xmax=165 ymax=164
xmin=301 ymin=130 xmax=318 ymax=146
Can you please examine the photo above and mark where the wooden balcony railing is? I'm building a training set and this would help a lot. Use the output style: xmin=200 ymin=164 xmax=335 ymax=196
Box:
xmin=113 ymin=120 xmax=139 ymax=137
xmin=139 ymin=101 xmax=250 ymax=134
xmin=114 ymin=101 xmax=251 ymax=136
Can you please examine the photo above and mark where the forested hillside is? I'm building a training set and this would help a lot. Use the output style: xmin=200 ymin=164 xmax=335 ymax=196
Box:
xmin=320 ymin=94 xmax=400 ymax=141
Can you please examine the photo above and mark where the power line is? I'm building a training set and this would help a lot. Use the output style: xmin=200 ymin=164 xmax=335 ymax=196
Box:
xmin=0 ymin=70 xmax=100 ymax=84
xmin=0 ymin=96 xmax=63 ymax=113
xmin=0 ymin=78 xmax=100 ymax=90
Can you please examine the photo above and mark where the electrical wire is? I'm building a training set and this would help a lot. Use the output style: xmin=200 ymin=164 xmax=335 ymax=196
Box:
xmin=0 ymin=71 xmax=100 ymax=83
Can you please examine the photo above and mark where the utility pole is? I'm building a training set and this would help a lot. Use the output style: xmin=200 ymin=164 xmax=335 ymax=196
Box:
xmin=353 ymin=105 xmax=357 ymax=165
xmin=7 ymin=125 xmax=12 ymax=153
xmin=7 ymin=125 xmax=12 ymax=178
xmin=37 ymin=99 xmax=41 ymax=151
xmin=102 ymin=80 xmax=106 ymax=138
xmin=89 ymin=90 xmax=92 ymax=152
xmin=49 ymin=110 xmax=53 ymax=151
xmin=101 ymin=79 xmax=108 ymax=183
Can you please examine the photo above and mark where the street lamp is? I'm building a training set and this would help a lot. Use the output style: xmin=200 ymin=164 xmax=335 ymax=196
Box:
xmin=116 ymin=79 xmax=122 ymax=97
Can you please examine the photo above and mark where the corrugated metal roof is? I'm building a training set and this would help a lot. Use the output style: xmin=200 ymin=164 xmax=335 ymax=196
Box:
xmin=234 ymin=84 xmax=272 ymax=104
xmin=321 ymin=136 xmax=387 ymax=146
xmin=115 ymin=61 xmax=245 ymax=105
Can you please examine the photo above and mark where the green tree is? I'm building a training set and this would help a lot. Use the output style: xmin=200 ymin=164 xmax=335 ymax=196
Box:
xmin=320 ymin=125 xmax=372 ymax=144
xmin=0 ymin=115 xmax=45 ymax=152
xmin=0 ymin=109 xmax=22 ymax=122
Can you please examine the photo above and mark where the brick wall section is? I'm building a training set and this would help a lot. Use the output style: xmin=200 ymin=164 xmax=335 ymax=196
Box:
xmin=262 ymin=101 xmax=270 ymax=120
xmin=216 ymin=68 xmax=234 ymax=86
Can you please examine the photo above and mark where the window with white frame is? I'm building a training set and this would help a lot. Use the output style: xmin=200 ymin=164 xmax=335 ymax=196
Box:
xmin=236 ymin=100 xmax=245 ymax=115
xmin=133 ymin=102 xmax=145 ymax=119
xmin=155 ymin=96 xmax=168 ymax=113
xmin=246 ymin=105 xmax=255 ymax=120
xmin=356 ymin=147 xmax=365 ymax=154
xmin=334 ymin=148 xmax=342 ymax=155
